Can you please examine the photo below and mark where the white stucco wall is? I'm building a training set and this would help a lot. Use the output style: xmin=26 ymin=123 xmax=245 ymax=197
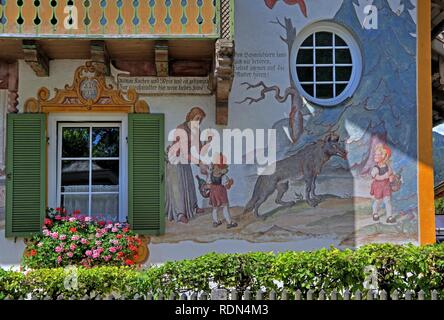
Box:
xmin=0 ymin=0 xmax=420 ymax=267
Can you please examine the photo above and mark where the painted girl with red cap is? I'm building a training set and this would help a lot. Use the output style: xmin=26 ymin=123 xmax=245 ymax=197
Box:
xmin=370 ymin=144 xmax=396 ymax=223
xmin=205 ymin=153 xmax=238 ymax=229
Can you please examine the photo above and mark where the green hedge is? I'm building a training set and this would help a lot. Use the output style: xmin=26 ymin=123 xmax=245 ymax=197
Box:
xmin=2 ymin=243 xmax=444 ymax=299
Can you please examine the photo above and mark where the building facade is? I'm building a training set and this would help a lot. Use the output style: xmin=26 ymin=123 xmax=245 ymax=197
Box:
xmin=0 ymin=0 xmax=435 ymax=266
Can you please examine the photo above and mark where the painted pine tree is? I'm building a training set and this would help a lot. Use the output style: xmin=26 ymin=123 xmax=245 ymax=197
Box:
xmin=308 ymin=0 xmax=418 ymax=209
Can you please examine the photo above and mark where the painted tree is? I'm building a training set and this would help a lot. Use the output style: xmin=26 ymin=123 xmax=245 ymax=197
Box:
xmin=237 ymin=16 xmax=305 ymax=144
xmin=298 ymin=0 xmax=418 ymax=206
xmin=235 ymin=0 xmax=310 ymax=144
xmin=327 ymin=0 xmax=417 ymax=175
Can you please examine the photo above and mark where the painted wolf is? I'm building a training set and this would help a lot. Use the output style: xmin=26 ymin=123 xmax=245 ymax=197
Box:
xmin=244 ymin=133 xmax=348 ymax=217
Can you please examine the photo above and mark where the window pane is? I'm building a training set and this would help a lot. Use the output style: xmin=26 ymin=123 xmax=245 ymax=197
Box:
xmin=297 ymin=67 xmax=314 ymax=82
xmin=91 ymin=194 xmax=119 ymax=221
xmin=336 ymin=66 xmax=353 ymax=81
xmin=316 ymin=84 xmax=334 ymax=99
xmin=316 ymin=67 xmax=333 ymax=81
xmin=62 ymin=194 xmax=89 ymax=216
xmin=316 ymin=49 xmax=333 ymax=64
xmin=61 ymin=160 xmax=89 ymax=192
xmin=92 ymin=160 xmax=119 ymax=189
xmin=335 ymin=34 xmax=347 ymax=47
xmin=336 ymin=83 xmax=348 ymax=96
xmin=315 ymin=32 xmax=332 ymax=46
xmin=62 ymin=127 xmax=89 ymax=158
xmin=301 ymin=34 xmax=313 ymax=46
xmin=296 ymin=49 xmax=313 ymax=64
xmin=335 ymin=49 xmax=352 ymax=64
xmin=92 ymin=127 xmax=119 ymax=158
xmin=301 ymin=84 xmax=314 ymax=97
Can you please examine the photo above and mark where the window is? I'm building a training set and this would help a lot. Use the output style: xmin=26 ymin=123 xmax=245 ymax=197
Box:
xmin=57 ymin=123 xmax=123 ymax=221
xmin=292 ymin=22 xmax=362 ymax=106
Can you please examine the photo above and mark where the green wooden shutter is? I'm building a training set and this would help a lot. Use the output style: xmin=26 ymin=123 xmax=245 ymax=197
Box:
xmin=128 ymin=113 xmax=165 ymax=235
xmin=6 ymin=113 xmax=46 ymax=238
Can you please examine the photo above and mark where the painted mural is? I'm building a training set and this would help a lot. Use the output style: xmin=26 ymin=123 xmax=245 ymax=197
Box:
xmin=0 ymin=0 xmax=421 ymax=264
xmin=155 ymin=0 xmax=419 ymax=250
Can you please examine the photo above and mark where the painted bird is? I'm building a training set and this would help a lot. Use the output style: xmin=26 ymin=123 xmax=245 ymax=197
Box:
xmin=264 ymin=0 xmax=308 ymax=17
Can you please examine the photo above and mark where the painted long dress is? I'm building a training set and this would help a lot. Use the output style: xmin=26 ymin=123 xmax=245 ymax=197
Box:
xmin=165 ymin=122 xmax=199 ymax=222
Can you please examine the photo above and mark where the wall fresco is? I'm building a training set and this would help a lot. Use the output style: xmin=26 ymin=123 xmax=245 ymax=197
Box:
xmin=155 ymin=0 xmax=419 ymax=253
xmin=0 ymin=0 xmax=420 ymax=265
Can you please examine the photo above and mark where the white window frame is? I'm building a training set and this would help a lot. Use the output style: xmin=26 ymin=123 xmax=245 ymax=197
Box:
xmin=291 ymin=21 xmax=363 ymax=107
xmin=48 ymin=114 xmax=128 ymax=222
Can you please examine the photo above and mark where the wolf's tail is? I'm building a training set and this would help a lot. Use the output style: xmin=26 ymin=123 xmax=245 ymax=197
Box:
xmin=243 ymin=177 xmax=263 ymax=214
xmin=243 ymin=196 xmax=258 ymax=214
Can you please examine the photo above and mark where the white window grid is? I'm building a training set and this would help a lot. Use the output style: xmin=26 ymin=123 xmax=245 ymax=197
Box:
xmin=295 ymin=32 xmax=353 ymax=99
xmin=57 ymin=123 xmax=122 ymax=217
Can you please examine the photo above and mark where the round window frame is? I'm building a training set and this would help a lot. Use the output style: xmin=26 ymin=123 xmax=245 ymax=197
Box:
xmin=291 ymin=21 xmax=363 ymax=107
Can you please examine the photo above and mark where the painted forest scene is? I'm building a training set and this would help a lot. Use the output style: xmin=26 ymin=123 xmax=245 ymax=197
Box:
xmin=155 ymin=0 xmax=419 ymax=248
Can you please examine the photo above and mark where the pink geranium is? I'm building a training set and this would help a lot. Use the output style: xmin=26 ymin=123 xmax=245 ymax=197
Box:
xmin=24 ymin=207 xmax=139 ymax=269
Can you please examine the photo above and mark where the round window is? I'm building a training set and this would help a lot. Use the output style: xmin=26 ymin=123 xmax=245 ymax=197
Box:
xmin=291 ymin=22 xmax=362 ymax=106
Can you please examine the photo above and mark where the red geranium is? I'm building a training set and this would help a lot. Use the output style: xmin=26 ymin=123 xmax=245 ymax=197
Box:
xmin=125 ymin=259 xmax=134 ymax=266
xmin=69 ymin=227 xmax=77 ymax=233
xmin=30 ymin=249 xmax=37 ymax=256
xmin=44 ymin=218 xmax=53 ymax=227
